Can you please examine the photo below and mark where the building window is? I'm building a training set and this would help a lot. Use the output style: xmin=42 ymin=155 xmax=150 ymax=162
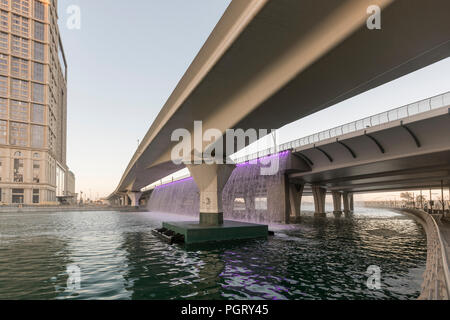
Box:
xmin=0 ymin=1 xmax=8 ymax=10
xmin=11 ymin=36 xmax=28 ymax=58
xmin=255 ymin=197 xmax=268 ymax=210
xmin=48 ymin=129 xmax=54 ymax=152
xmin=11 ymin=56 xmax=29 ymax=79
xmin=33 ymin=188 xmax=39 ymax=204
xmin=0 ymin=75 xmax=7 ymax=96
xmin=10 ymin=100 xmax=28 ymax=121
xmin=34 ymin=0 xmax=44 ymax=21
xmin=33 ymin=21 xmax=44 ymax=41
xmin=12 ymin=0 xmax=30 ymax=15
xmin=11 ymin=14 xmax=29 ymax=37
xmin=0 ymin=98 xmax=7 ymax=118
xmin=31 ymin=103 xmax=44 ymax=123
xmin=233 ymin=198 xmax=246 ymax=211
xmin=0 ymin=10 xmax=8 ymax=32
xmin=10 ymin=122 xmax=28 ymax=146
xmin=31 ymin=124 xmax=43 ymax=147
xmin=32 ymin=82 xmax=44 ymax=102
xmin=0 ymin=53 xmax=8 ymax=75
xmin=33 ymin=41 xmax=44 ymax=61
xmin=32 ymin=62 xmax=44 ymax=82
xmin=0 ymin=120 xmax=6 ymax=144
xmin=13 ymin=158 xmax=24 ymax=182
xmin=33 ymin=161 xmax=39 ymax=182
xmin=56 ymin=165 xmax=65 ymax=197
xmin=0 ymin=32 xmax=8 ymax=52
xmin=11 ymin=78 xmax=28 ymax=99
xmin=0 ymin=160 xmax=2 ymax=181
xmin=33 ymin=152 xmax=39 ymax=158
xmin=12 ymin=188 xmax=24 ymax=203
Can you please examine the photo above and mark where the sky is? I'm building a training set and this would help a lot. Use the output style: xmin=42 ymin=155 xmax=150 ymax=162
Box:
xmin=58 ymin=1 xmax=450 ymax=200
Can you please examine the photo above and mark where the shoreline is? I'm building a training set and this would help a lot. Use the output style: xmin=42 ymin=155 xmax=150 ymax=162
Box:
xmin=392 ymin=208 xmax=450 ymax=300
xmin=0 ymin=206 xmax=146 ymax=214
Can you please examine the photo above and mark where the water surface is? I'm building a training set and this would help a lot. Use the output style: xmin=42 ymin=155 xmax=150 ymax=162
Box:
xmin=0 ymin=208 xmax=426 ymax=300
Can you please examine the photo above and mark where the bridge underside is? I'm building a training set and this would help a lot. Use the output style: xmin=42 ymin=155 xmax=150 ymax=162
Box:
xmin=292 ymin=151 xmax=450 ymax=194
xmin=114 ymin=0 xmax=450 ymax=195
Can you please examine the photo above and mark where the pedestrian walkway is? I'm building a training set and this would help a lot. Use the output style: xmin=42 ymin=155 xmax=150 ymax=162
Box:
xmin=438 ymin=219 xmax=450 ymax=272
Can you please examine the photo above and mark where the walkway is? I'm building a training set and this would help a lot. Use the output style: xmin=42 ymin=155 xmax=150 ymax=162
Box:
xmin=438 ymin=218 xmax=450 ymax=274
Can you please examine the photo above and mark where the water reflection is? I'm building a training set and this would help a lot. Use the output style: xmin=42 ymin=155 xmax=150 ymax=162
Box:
xmin=0 ymin=208 xmax=426 ymax=300
xmin=0 ymin=213 xmax=71 ymax=299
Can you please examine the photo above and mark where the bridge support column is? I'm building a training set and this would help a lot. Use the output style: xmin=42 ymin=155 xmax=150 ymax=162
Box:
xmin=127 ymin=192 xmax=142 ymax=207
xmin=332 ymin=191 xmax=342 ymax=216
xmin=312 ymin=185 xmax=327 ymax=217
xmin=350 ymin=193 xmax=354 ymax=212
xmin=343 ymin=192 xmax=353 ymax=215
xmin=122 ymin=195 xmax=128 ymax=206
xmin=289 ymin=183 xmax=304 ymax=223
xmin=186 ymin=163 xmax=235 ymax=226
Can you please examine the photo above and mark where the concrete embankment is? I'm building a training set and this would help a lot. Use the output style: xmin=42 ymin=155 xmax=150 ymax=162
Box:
xmin=0 ymin=206 xmax=144 ymax=214
xmin=398 ymin=208 xmax=450 ymax=300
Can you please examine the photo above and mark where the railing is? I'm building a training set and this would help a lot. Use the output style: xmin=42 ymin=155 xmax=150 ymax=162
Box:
xmin=234 ymin=91 xmax=450 ymax=163
xmin=141 ymin=172 xmax=192 ymax=192
xmin=402 ymin=208 xmax=450 ymax=300
xmin=365 ymin=202 xmax=450 ymax=300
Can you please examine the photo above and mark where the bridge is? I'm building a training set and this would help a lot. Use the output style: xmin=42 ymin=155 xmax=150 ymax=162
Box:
xmin=109 ymin=0 xmax=450 ymax=227
xmin=232 ymin=92 xmax=450 ymax=218
xmin=135 ymin=92 xmax=449 ymax=222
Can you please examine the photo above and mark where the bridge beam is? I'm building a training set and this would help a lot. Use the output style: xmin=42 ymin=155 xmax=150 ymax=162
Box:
xmin=332 ymin=191 xmax=343 ymax=216
xmin=312 ymin=185 xmax=327 ymax=217
xmin=127 ymin=192 xmax=142 ymax=207
xmin=186 ymin=163 xmax=236 ymax=226
xmin=289 ymin=182 xmax=304 ymax=222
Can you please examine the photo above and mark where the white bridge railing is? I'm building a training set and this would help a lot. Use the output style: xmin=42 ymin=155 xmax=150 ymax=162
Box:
xmin=235 ymin=91 xmax=450 ymax=164
xmin=365 ymin=202 xmax=450 ymax=300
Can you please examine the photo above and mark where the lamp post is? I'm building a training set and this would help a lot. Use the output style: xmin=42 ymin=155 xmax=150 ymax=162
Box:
xmin=420 ymin=189 xmax=423 ymax=209
xmin=429 ymin=189 xmax=433 ymax=213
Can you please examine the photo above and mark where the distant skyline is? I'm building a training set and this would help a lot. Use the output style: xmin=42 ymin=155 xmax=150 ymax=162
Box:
xmin=58 ymin=1 xmax=450 ymax=200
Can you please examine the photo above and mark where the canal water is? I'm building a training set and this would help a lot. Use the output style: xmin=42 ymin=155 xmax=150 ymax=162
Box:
xmin=0 ymin=208 xmax=426 ymax=300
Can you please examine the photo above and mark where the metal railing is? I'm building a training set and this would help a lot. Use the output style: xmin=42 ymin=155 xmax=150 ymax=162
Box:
xmin=235 ymin=91 xmax=450 ymax=163
xmin=365 ymin=202 xmax=450 ymax=300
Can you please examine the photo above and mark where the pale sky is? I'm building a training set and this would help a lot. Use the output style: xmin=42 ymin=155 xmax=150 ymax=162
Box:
xmin=58 ymin=1 xmax=450 ymax=200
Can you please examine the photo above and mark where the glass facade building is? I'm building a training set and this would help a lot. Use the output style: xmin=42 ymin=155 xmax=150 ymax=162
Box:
xmin=0 ymin=0 xmax=74 ymax=205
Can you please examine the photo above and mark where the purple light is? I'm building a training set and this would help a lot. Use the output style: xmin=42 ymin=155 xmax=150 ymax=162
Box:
xmin=155 ymin=177 xmax=194 ymax=189
xmin=236 ymin=150 xmax=291 ymax=167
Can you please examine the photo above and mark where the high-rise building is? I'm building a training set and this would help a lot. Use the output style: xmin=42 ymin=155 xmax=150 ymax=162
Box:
xmin=0 ymin=0 xmax=74 ymax=205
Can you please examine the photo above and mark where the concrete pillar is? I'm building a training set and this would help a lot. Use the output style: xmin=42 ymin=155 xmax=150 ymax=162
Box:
xmin=332 ymin=191 xmax=342 ymax=216
xmin=186 ymin=163 xmax=235 ymax=226
xmin=350 ymin=193 xmax=354 ymax=212
xmin=289 ymin=183 xmax=304 ymax=222
xmin=127 ymin=192 xmax=142 ymax=207
xmin=343 ymin=192 xmax=350 ymax=214
xmin=312 ymin=185 xmax=327 ymax=217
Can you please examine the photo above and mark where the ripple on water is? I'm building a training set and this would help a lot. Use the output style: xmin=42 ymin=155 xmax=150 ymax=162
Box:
xmin=0 ymin=208 xmax=426 ymax=300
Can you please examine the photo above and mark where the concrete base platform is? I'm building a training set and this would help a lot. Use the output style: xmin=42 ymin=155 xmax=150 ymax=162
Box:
xmin=162 ymin=220 xmax=268 ymax=244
